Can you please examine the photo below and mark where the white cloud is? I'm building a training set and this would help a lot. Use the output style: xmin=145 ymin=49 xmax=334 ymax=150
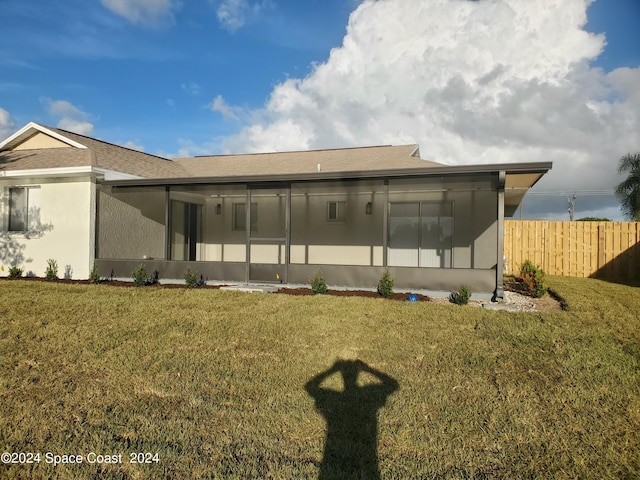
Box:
xmin=215 ymin=0 xmax=272 ymax=32
xmin=120 ymin=140 xmax=145 ymax=151
xmin=210 ymin=95 xmax=243 ymax=121
xmin=181 ymin=82 xmax=202 ymax=96
xmin=215 ymin=0 xmax=640 ymax=218
xmin=43 ymin=98 xmax=94 ymax=136
xmin=101 ymin=0 xmax=180 ymax=27
xmin=0 ymin=107 xmax=16 ymax=141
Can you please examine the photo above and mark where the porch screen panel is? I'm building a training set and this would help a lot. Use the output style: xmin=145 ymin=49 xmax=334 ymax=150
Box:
xmin=388 ymin=201 xmax=453 ymax=268
xmin=388 ymin=203 xmax=420 ymax=267
xmin=290 ymin=180 xmax=385 ymax=266
xmin=96 ymin=186 xmax=166 ymax=260
xmin=170 ymin=200 xmax=202 ymax=261
xmin=420 ymin=202 xmax=453 ymax=268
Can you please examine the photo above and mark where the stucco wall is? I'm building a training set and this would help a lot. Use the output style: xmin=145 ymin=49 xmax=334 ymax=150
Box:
xmin=97 ymin=187 xmax=166 ymax=260
xmin=0 ymin=177 xmax=94 ymax=279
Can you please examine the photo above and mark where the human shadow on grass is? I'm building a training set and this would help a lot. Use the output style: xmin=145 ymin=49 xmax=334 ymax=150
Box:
xmin=305 ymin=359 xmax=399 ymax=480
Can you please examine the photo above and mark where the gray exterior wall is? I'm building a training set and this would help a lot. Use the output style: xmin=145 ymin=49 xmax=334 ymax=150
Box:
xmin=97 ymin=187 xmax=166 ymax=260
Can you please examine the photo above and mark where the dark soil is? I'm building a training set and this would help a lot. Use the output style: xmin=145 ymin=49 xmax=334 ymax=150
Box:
xmin=4 ymin=276 xmax=565 ymax=309
xmin=275 ymin=287 xmax=432 ymax=302
xmin=2 ymin=277 xmax=224 ymax=289
xmin=503 ymin=276 xmax=568 ymax=311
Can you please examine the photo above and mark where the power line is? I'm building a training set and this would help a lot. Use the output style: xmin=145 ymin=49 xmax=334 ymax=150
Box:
xmin=527 ymin=190 xmax=614 ymax=196
xmin=519 ymin=190 xmax=617 ymax=220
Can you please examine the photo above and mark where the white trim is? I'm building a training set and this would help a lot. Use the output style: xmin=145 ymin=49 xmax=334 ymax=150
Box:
xmin=92 ymin=168 xmax=142 ymax=181
xmin=0 ymin=166 xmax=141 ymax=180
xmin=0 ymin=122 xmax=88 ymax=151
xmin=0 ymin=166 xmax=95 ymax=178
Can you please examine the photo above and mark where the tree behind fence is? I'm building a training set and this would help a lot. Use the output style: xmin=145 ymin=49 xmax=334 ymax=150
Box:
xmin=504 ymin=221 xmax=640 ymax=281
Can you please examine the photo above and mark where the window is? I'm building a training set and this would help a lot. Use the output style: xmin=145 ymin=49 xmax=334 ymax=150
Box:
xmin=327 ymin=201 xmax=346 ymax=223
xmin=232 ymin=202 xmax=258 ymax=231
xmin=8 ymin=187 xmax=40 ymax=232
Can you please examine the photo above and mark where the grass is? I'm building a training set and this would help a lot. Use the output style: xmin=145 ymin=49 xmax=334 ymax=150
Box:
xmin=0 ymin=277 xmax=639 ymax=479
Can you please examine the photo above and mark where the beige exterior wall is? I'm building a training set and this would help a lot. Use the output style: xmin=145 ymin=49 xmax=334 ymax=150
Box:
xmin=12 ymin=132 xmax=71 ymax=150
xmin=0 ymin=177 xmax=94 ymax=279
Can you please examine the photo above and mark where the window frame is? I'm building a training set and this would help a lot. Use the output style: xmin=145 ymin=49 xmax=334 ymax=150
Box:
xmin=7 ymin=186 xmax=40 ymax=233
xmin=232 ymin=202 xmax=258 ymax=232
xmin=326 ymin=201 xmax=346 ymax=223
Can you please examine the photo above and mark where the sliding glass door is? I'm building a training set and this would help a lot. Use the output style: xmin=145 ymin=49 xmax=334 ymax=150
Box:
xmin=170 ymin=200 xmax=203 ymax=261
xmin=388 ymin=201 xmax=453 ymax=268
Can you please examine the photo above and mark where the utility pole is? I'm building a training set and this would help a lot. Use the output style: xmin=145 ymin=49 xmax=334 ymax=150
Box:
xmin=567 ymin=193 xmax=576 ymax=221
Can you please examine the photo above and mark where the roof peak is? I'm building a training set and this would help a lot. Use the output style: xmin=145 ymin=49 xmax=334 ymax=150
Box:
xmin=193 ymin=144 xmax=417 ymax=158
xmin=49 ymin=126 xmax=173 ymax=162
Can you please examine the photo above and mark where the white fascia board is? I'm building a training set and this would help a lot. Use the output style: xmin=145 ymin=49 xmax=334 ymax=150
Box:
xmin=0 ymin=166 xmax=96 ymax=178
xmin=0 ymin=167 xmax=143 ymax=181
xmin=0 ymin=122 xmax=88 ymax=150
xmin=92 ymin=168 xmax=142 ymax=181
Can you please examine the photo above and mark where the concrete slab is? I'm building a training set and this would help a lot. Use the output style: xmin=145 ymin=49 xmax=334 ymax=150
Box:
xmin=220 ymin=284 xmax=280 ymax=293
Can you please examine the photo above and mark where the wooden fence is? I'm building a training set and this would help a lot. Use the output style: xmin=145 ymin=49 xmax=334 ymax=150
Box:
xmin=504 ymin=220 xmax=640 ymax=280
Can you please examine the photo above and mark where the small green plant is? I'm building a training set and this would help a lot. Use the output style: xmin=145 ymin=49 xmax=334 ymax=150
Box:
xmin=184 ymin=269 xmax=203 ymax=288
xmin=377 ymin=269 xmax=394 ymax=297
xmin=132 ymin=263 xmax=150 ymax=287
xmin=8 ymin=266 xmax=23 ymax=279
xmin=89 ymin=262 xmax=101 ymax=283
xmin=45 ymin=259 xmax=58 ymax=280
xmin=519 ymin=259 xmax=548 ymax=298
xmin=310 ymin=269 xmax=328 ymax=295
xmin=449 ymin=284 xmax=471 ymax=305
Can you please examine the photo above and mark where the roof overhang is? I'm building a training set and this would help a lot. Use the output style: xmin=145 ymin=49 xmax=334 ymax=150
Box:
xmin=0 ymin=122 xmax=88 ymax=151
xmin=0 ymin=166 xmax=142 ymax=181
xmin=100 ymin=161 xmax=552 ymax=189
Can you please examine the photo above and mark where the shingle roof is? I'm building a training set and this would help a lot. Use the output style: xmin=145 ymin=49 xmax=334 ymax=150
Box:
xmin=0 ymin=123 xmax=188 ymax=178
xmin=1 ymin=123 xmax=442 ymax=179
xmin=47 ymin=127 xmax=189 ymax=178
xmin=174 ymin=144 xmax=442 ymax=177
xmin=0 ymin=148 xmax=94 ymax=171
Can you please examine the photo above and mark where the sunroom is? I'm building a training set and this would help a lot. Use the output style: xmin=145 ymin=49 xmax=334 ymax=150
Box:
xmin=95 ymin=163 xmax=550 ymax=297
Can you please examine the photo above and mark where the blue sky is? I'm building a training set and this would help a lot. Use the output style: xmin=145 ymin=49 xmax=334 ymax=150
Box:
xmin=1 ymin=0 xmax=639 ymax=220
xmin=0 ymin=0 xmax=355 ymax=151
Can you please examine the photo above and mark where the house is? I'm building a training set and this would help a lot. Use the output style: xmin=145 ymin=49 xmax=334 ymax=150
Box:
xmin=1 ymin=122 xmax=551 ymax=298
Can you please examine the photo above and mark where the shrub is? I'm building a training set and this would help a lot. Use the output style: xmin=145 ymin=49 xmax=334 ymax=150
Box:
xmin=8 ymin=266 xmax=23 ymax=279
xmin=310 ymin=269 xmax=328 ymax=295
xmin=132 ymin=264 xmax=150 ymax=287
xmin=377 ymin=270 xmax=395 ymax=297
xmin=449 ymin=284 xmax=472 ymax=305
xmin=89 ymin=263 xmax=101 ymax=284
xmin=519 ymin=259 xmax=548 ymax=298
xmin=184 ymin=270 xmax=203 ymax=288
xmin=45 ymin=259 xmax=58 ymax=281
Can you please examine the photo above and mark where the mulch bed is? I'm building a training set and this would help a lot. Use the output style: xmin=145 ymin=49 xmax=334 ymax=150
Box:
xmin=275 ymin=287 xmax=432 ymax=302
xmin=2 ymin=277 xmax=223 ymax=289
xmin=4 ymin=276 xmax=566 ymax=309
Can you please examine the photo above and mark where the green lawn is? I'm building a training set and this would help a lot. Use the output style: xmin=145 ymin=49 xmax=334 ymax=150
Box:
xmin=0 ymin=277 xmax=638 ymax=479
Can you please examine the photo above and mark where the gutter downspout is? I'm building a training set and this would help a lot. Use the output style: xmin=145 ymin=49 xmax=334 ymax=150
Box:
xmin=495 ymin=171 xmax=506 ymax=301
